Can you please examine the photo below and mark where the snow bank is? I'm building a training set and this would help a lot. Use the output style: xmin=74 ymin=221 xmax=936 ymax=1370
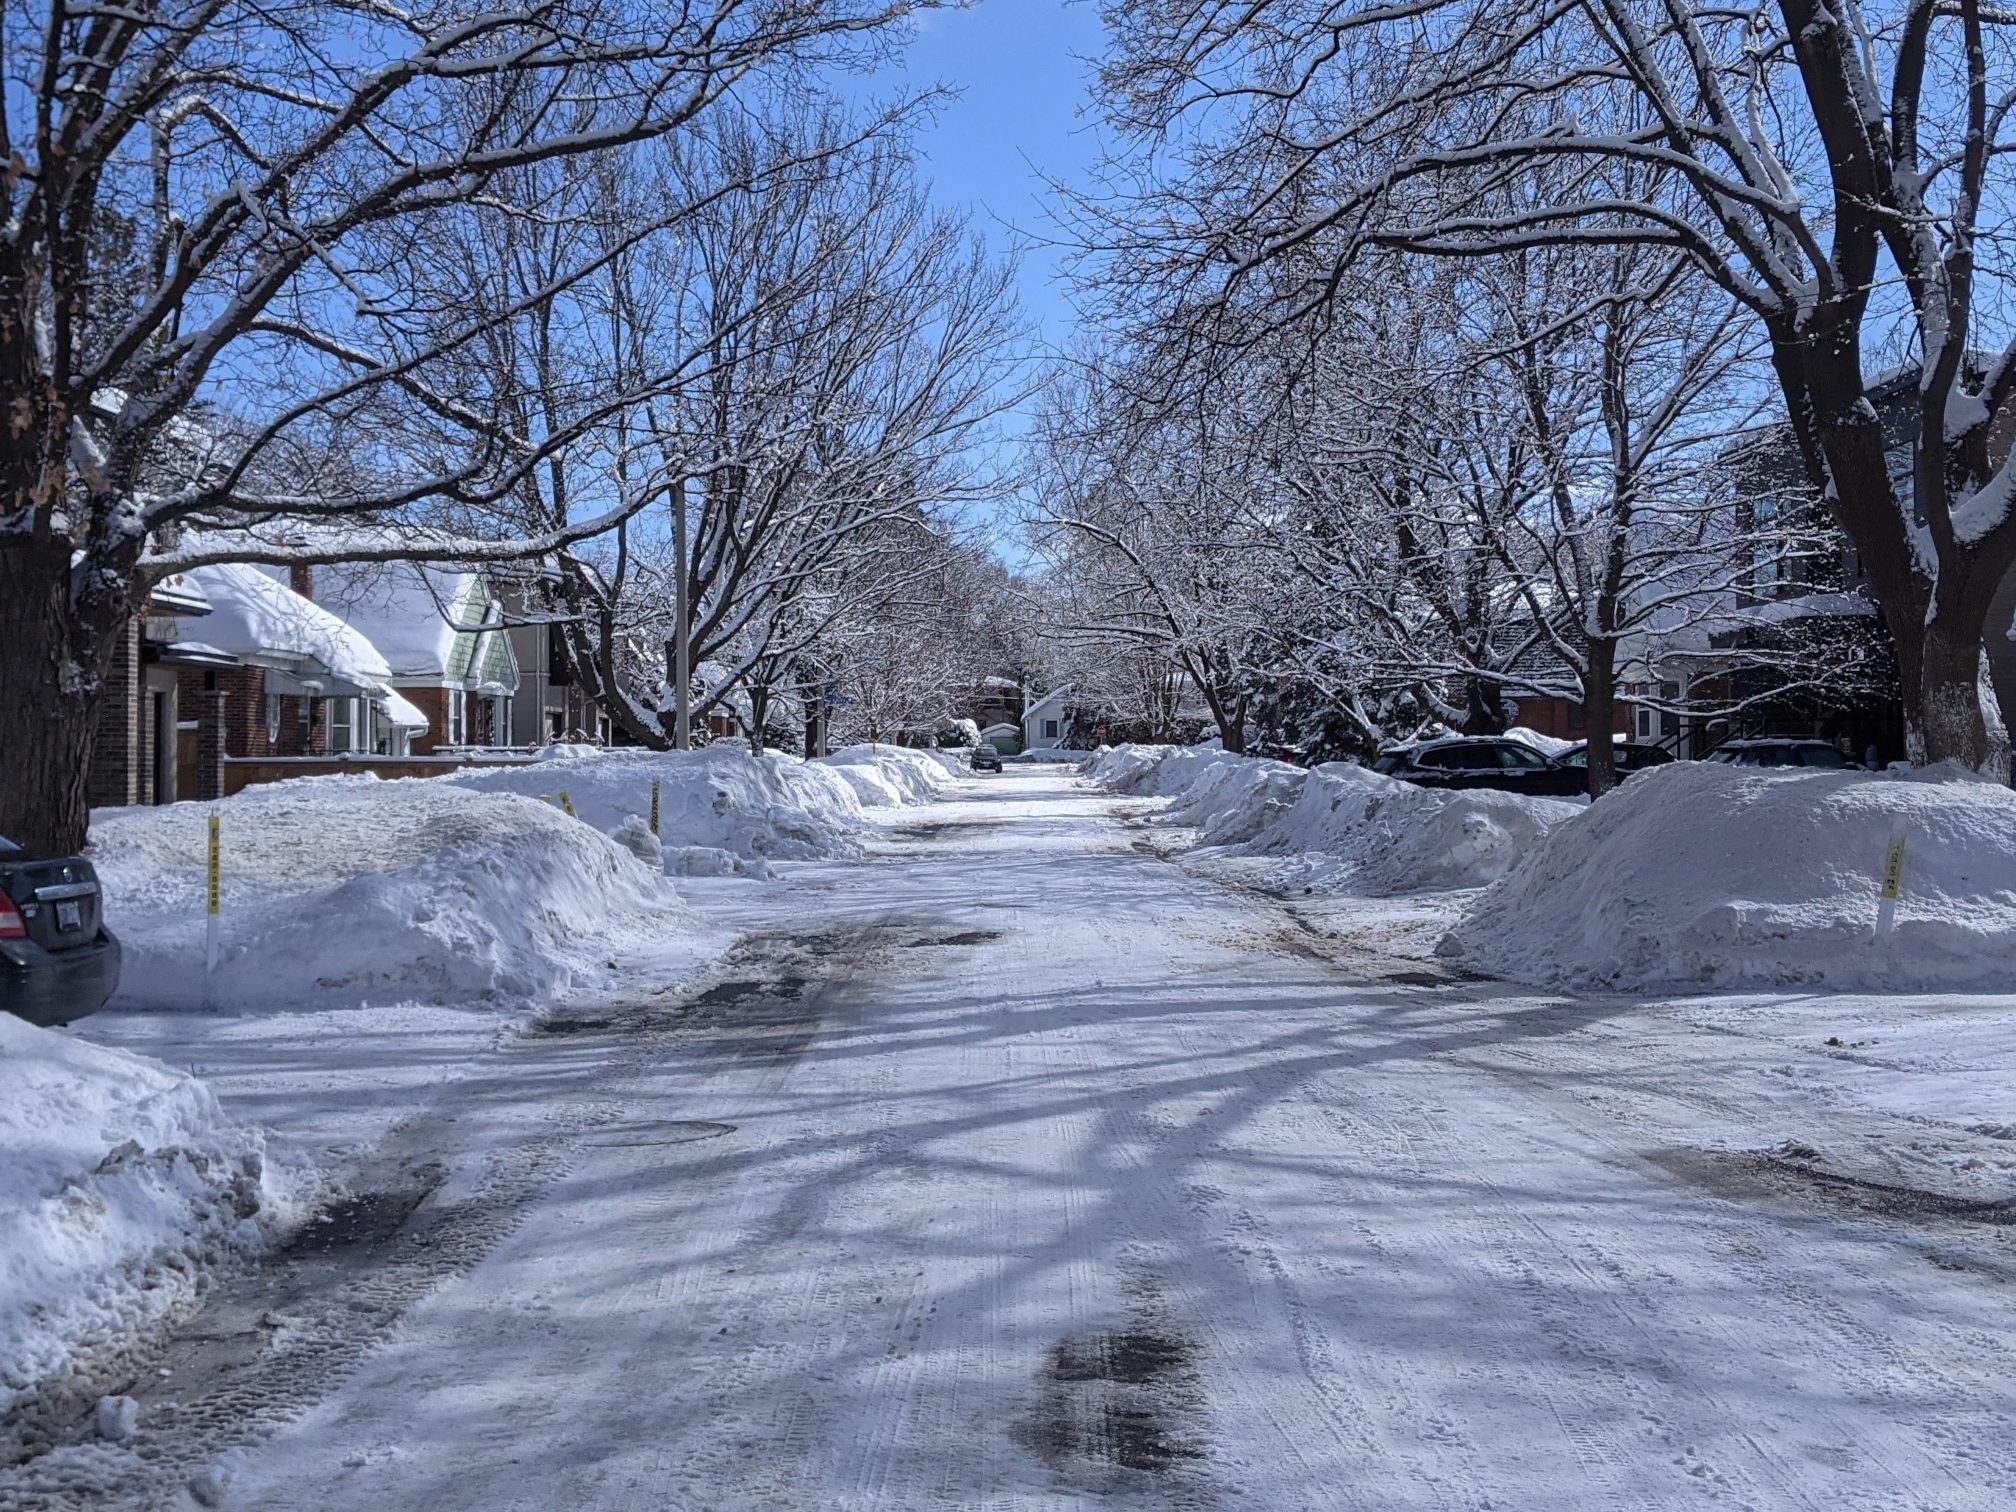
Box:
xmin=1445 ymin=761 xmax=2016 ymax=992
xmin=817 ymin=744 xmax=959 ymax=807
xmin=1084 ymin=744 xmax=1576 ymax=893
xmin=92 ymin=777 xmax=682 ymax=1013
xmin=446 ymin=745 xmax=945 ymax=864
xmin=1 ymin=1016 xmax=278 ymax=1435
xmin=1245 ymin=762 xmax=1577 ymax=894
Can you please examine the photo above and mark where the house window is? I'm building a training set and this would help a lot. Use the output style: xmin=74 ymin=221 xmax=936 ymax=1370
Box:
xmin=1566 ymin=702 xmax=1587 ymax=733
xmin=329 ymin=697 xmax=356 ymax=752
xmin=1043 ymin=719 xmax=1059 ymax=740
xmin=547 ymin=711 xmax=564 ymax=739
xmin=265 ymin=694 xmax=283 ymax=746
xmin=447 ymin=688 xmax=466 ymax=745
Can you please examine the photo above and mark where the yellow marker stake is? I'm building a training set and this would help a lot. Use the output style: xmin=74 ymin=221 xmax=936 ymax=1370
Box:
xmin=650 ymin=780 xmax=661 ymax=837
xmin=558 ymin=789 xmax=577 ymax=818
xmin=204 ymin=813 xmax=221 ymax=1007
xmin=1876 ymin=826 xmax=1907 ymax=937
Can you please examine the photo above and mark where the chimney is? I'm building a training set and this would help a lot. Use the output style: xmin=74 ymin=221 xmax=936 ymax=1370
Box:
xmin=290 ymin=563 xmax=314 ymax=599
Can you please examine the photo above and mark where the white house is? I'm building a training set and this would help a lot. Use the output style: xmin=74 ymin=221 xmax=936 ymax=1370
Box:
xmin=1021 ymin=685 xmax=1073 ymax=752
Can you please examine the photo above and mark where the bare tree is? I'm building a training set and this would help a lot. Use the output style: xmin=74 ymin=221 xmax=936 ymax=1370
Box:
xmin=0 ymin=0 xmax=943 ymax=855
xmin=1093 ymin=0 xmax=2016 ymax=778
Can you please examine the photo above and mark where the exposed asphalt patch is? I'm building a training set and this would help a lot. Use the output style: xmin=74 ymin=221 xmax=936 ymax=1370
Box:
xmin=1016 ymin=1281 xmax=1207 ymax=1485
xmin=278 ymin=1173 xmax=445 ymax=1264
xmin=1651 ymin=1148 xmax=2016 ymax=1227
xmin=893 ymin=818 xmax=1003 ymax=841
xmin=580 ymin=1120 xmax=735 ymax=1149
xmin=535 ymin=1015 xmax=617 ymax=1035
xmin=904 ymin=929 xmax=1004 ymax=949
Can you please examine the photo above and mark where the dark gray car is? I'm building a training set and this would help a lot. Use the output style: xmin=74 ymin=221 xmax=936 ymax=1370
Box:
xmin=1 ymin=834 xmax=121 ymax=1027
xmin=970 ymin=742 xmax=1003 ymax=773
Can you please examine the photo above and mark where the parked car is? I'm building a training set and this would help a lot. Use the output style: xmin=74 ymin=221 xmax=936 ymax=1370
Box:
xmin=1558 ymin=740 xmax=1676 ymax=779
xmin=1 ymin=834 xmax=121 ymax=1027
xmin=1372 ymin=737 xmax=1588 ymax=798
xmin=1703 ymin=738 xmax=1852 ymax=770
xmin=969 ymin=742 xmax=1003 ymax=773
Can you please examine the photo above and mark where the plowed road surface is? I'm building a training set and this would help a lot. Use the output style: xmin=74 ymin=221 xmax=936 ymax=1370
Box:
xmin=26 ymin=768 xmax=2016 ymax=1511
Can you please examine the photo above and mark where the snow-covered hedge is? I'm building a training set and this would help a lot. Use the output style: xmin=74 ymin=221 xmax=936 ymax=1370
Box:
xmin=93 ymin=777 xmax=684 ymax=1013
xmin=1083 ymin=743 xmax=1577 ymax=893
xmin=1443 ymin=760 xmax=2016 ymax=992
xmin=1 ymin=1016 xmax=282 ymax=1437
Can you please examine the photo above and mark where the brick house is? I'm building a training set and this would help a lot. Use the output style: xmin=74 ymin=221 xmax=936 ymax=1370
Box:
xmin=167 ymin=563 xmax=406 ymax=764
xmin=310 ymin=563 xmax=521 ymax=753
xmin=86 ymin=571 xmax=242 ymax=810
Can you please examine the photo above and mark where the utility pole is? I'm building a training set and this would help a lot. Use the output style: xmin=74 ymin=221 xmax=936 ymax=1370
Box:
xmin=673 ymin=476 xmax=692 ymax=751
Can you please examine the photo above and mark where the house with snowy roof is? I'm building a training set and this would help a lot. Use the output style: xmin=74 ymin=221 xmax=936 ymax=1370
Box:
xmin=86 ymin=570 xmax=238 ymax=810
xmin=308 ymin=564 xmax=522 ymax=752
xmin=1022 ymin=684 xmax=1074 ymax=752
xmin=179 ymin=563 xmax=422 ymax=760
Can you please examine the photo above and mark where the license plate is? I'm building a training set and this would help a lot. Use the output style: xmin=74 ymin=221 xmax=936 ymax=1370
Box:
xmin=55 ymin=900 xmax=81 ymax=931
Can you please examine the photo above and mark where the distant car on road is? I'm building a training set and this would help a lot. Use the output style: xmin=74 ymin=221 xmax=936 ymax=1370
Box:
xmin=1 ymin=834 xmax=121 ymax=1027
xmin=969 ymin=743 xmax=1003 ymax=773
xmin=1558 ymin=740 xmax=1676 ymax=780
xmin=1703 ymin=738 xmax=1853 ymax=770
xmin=1372 ymin=737 xmax=1587 ymax=798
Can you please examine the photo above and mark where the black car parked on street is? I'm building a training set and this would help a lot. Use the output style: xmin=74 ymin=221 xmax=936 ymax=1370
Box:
xmin=1704 ymin=738 xmax=1853 ymax=770
xmin=1372 ymin=737 xmax=1588 ymax=798
xmin=969 ymin=743 xmax=1003 ymax=773
xmin=1 ymin=834 xmax=121 ymax=1027
xmin=1558 ymin=740 xmax=1677 ymax=779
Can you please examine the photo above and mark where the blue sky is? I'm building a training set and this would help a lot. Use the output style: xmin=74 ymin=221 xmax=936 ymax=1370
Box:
xmin=877 ymin=1 xmax=1112 ymax=558
xmin=895 ymin=0 xmax=1109 ymax=359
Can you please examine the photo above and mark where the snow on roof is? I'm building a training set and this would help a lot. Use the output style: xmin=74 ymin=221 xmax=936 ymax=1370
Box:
xmin=378 ymin=688 xmax=431 ymax=731
xmin=310 ymin=563 xmax=484 ymax=681
xmin=182 ymin=564 xmax=391 ymax=692
xmin=1023 ymin=685 xmax=1071 ymax=718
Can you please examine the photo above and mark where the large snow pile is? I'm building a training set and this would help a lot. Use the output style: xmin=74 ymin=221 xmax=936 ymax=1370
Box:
xmin=1 ymin=1016 xmax=279 ymax=1438
xmin=92 ymin=777 xmax=682 ymax=1012
xmin=1084 ymin=744 xmax=1577 ymax=893
xmin=817 ymin=744 xmax=959 ymax=807
xmin=1243 ymin=761 xmax=1577 ymax=894
xmin=445 ymin=745 xmax=945 ymax=864
xmin=1444 ymin=761 xmax=2016 ymax=991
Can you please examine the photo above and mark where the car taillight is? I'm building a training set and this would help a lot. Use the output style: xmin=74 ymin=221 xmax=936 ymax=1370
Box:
xmin=0 ymin=893 xmax=24 ymax=940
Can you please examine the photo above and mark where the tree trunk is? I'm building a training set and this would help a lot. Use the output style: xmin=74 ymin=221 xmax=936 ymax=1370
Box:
xmin=1787 ymin=332 xmax=2012 ymax=776
xmin=748 ymin=686 xmax=769 ymax=757
xmin=1916 ymin=614 xmax=2011 ymax=780
xmin=0 ymin=544 xmax=111 ymax=857
xmin=1214 ymin=697 xmax=1246 ymax=754
xmin=1462 ymin=676 xmax=1507 ymax=735
xmin=1582 ymin=638 xmax=1618 ymax=800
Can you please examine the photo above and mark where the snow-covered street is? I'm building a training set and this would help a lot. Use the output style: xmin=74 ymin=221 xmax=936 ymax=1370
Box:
xmin=11 ymin=765 xmax=2015 ymax=1510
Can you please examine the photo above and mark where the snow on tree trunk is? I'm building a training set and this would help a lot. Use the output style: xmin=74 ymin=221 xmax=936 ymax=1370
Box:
xmin=1912 ymin=619 xmax=2012 ymax=780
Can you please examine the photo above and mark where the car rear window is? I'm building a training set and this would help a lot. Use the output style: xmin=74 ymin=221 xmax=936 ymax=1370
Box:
xmin=1796 ymin=744 xmax=1849 ymax=768
xmin=1496 ymin=744 xmax=1547 ymax=770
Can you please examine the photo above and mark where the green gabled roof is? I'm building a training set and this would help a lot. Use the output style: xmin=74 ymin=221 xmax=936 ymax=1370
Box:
xmin=478 ymin=625 xmax=517 ymax=689
xmin=444 ymin=579 xmax=492 ymax=680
